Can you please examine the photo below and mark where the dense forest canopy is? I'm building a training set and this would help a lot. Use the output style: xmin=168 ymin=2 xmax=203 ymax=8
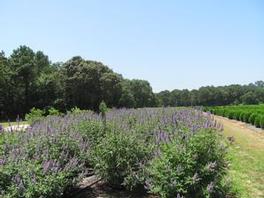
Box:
xmin=0 ymin=45 xmax=263 ymax=119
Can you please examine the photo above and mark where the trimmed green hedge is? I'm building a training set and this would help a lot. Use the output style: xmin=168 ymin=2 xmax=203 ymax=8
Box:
xmin=207 ymin=104 xmax=264 ymax=129
xmin=260 ymin=116 xmax=264 ymax=129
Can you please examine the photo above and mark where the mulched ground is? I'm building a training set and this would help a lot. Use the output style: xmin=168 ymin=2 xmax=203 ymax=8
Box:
xmin=67 ymin=175 xmax=157 ymax=198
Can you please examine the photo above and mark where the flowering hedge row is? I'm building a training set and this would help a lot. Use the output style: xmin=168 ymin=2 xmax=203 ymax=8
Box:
xmin=0 ymin=108 xmax=228 ymax=198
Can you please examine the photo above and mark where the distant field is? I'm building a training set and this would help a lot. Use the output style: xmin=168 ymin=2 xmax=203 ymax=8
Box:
xmin=207 ymin=104 xmax=264 ymax=129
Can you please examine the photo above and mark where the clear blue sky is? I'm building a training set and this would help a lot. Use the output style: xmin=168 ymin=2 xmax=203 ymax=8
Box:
xmin=1 ymin=0 xmax=263 ymax=92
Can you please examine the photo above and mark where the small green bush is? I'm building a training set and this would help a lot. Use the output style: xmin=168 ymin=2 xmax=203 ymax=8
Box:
xmin=220 ymin=109 xmax=225 ymax=116
xmin=77 ymin=121 xmax=106 ymax=146
xmin=233 ymin=111 xmax=241 ymax=120
xmin=249 ymin=113 xmax=257 ymax=125
xmin=224 ymin=110 xmax=230 ymax=118
xmin=0 ymin=124 xmax=90 ymax=197
xmin=147 ymin=129 xmax=227 ymax=198
xmin=228 ymin=111 xmax=239 ymax=120
xmin=70 ymin=107 xmax=82 ymax=114
xmin=239 ymin=112 xmax=245 ymax=122
xmin=25 ymin=107 xmax=44 ymax=125
xmin=215 ymin=109 xmax=224 ymax=116
xmin=225 ymin=111 xmax=233 ymax=119
xmin=99 ymin=101 xmax=108 ymax=115
xmin=47 ymin=107 xmax=61 ymax=116
xmin=242 ymin=112 xmax=252 ymax=123
xmin=1 ymin=158 xmax=80 ymax=198
xmin=254 ymin=115 xmax=262 ymax=128
xmin=260 ymin=116 xmax=264 ymax=129
xmin=91 ymin=129 xmax=150 ymax=190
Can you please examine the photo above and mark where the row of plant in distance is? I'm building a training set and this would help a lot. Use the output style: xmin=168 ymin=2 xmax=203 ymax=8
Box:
xmin=206 ymin=104 xmax=264 ymax=129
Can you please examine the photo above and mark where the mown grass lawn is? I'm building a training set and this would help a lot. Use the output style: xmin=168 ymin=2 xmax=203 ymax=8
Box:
xmin=216 ymin=116 xmax=264 ymax=198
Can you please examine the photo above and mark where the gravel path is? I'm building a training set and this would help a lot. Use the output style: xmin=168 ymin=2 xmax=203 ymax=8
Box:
xmin=3 ymin=124 xmax=29 ymax=132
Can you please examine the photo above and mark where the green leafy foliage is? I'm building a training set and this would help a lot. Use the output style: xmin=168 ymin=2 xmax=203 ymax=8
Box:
xmin=91 ymin=129 xmax=151 ymax=190
xmin=242 ymin=112 xmax=251 ymax=123
xmin=208 ymin=105 xmax=264 ymax=129
xmin=157 ymin=83 xmax=264 ymax=107
xmin=76 ymin=121 xmax=106 ymax=146
xmin=99 ymin=101 xmax=108 ymax=114
xmin=249 ymin=113 xmax=258 ymax=125
xmin=69 ymin=107 xmax=82 ymax=114
xmin=0 ymin=160 xmax=79 ymax=198
xmin=1 ymin=106 xmax=229 ymax=197
xmin=0 ymin=46 xmax=157 ymax=120
xmin=147 ymin=129 xmax=227 ymax=198
xmin=47 ymin=107 xmax=61 ymax=116
xmin=260 ymin=116 xmax=264 ymax=129
xmin=25 ymin=107 xmax=45 ymax=124
xmin=25 ymin=107 xmax=62 ymax=124
xmin=1 ymin=45 xmax=264 ymax=119
xmin=254 ymin=116 xmax=261 ymax=128
xmin=0 ymin=112 xmax=93 ymax=198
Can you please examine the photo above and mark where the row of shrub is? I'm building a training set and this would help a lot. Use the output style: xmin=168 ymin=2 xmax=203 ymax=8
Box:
xmin=207 ymin=105 xmax=264 ymax=129
xmin=0 ymin=111 xmax=95 ymax=197
xmin=0 ymin=108 xmax=230 ymax=198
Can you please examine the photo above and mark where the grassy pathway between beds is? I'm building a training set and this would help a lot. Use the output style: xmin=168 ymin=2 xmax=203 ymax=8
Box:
xmin=215 ymin=116 xmax=264 ymax=198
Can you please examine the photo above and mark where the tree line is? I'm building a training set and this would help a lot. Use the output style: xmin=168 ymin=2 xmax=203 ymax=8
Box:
xmin=157 ymin=81 xmax=264 ymax=107
xmin=0 ymin=46 xmax=157 ymax=119
xmin=0 ymin=45 xmax=263 ymax=119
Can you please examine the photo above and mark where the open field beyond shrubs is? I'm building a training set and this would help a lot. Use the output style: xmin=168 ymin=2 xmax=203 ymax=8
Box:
xmin=0 ymin=108 xmax=229 ymax=198
xmin=206 ymin=105 xmax=264 ymax=129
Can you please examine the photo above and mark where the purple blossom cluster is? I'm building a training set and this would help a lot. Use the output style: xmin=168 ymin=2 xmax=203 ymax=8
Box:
xmin=0 ymin=111 xmax=99 ymax=197
xmin=106 ymin=108 xmax=222 ymax=145
xmin=0 ymin=107 xmax=222 ymax=197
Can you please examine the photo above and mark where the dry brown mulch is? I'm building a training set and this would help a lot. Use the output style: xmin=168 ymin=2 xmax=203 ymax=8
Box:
xmin=68 ymin=175 xmax=157 ymax=198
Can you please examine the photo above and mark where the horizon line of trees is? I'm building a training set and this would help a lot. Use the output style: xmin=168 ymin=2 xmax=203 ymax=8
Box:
xmin=157 ymin=81 xmax=264 ymax=107
xmin=0 ymin=45 xmax=264 ymax=120
xmin=0 ymin=46 xmax=157 ymax=120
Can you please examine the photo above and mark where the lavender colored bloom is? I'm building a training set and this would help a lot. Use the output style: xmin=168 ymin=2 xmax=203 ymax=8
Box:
xmin=207 ymin=182 xmax=215 ymax=194
xmin=0 ymin=158 xmax=5 ymax=165
xmin=206 ymin=161 xmax=217 ymax=172
xmin=176 ymin=194 xmax=182 ymax=198
xmin=13 ymin=174 xmax=22 ymax=186
xmin=0 ymin=107 xmax=222 ymax=197
xmin=144 ymin=179 xmax=152 ymax=190
xmin=192 ymin=172 xmax=201 ymax=183
xmin=42 ymin=160 xmax=52 ymax=174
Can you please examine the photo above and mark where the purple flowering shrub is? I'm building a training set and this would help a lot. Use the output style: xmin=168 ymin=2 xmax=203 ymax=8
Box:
xmin=76 ymin=120 xmax=106 ymax=146
xmin=89 ymin=108 xmax=227 ymax=196
xmin=0 ymin=107 xmax=228 ymax=197
xmin=147 ymin=129 xmax=227 ymax=198
xmin=25 ymin=107 xmax=45 ymax=125
xmin=0 ymin=111 xmax=99 ymax=197
xmin=91 ymin=129 xmax=151 ymax=190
